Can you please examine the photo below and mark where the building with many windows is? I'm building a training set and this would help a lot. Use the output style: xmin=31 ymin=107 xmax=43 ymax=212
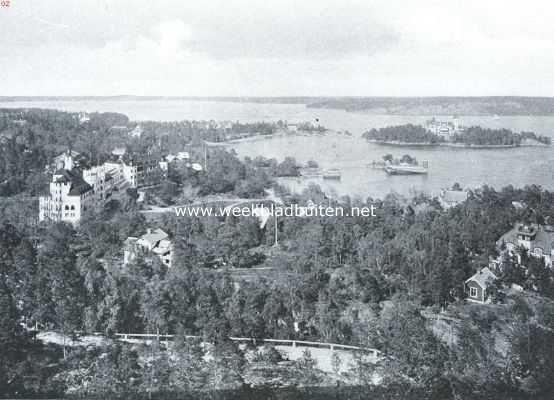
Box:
xmin=39 ymin=152 xmax=140 ymax=224
xmin=39 ymin=154 xmax=94 ymax=225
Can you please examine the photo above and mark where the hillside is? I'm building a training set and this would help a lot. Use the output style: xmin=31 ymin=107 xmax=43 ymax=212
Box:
xmin=307 ymin=96 xmax=554 ymax=116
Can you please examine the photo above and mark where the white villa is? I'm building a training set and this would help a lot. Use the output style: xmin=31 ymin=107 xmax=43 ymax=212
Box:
xmin=496 ymin=223 xmax=554 ymax=268
xmin=425 ymin=117 xmax=463 ymax=140
xmin=124 ymin=228 xmax=173 ymax=267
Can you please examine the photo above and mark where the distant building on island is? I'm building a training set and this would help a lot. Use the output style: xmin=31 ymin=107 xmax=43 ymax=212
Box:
xmin=495 ymin=223 xmax=554 ymax=268
xmin=439 ymin=188 xmax=469 ymax=209
xmin=124 ymin=228 xmax=173 ymax=267
xmin=425 ymin=116 xmax=463 ymax=140
xmin=78 ymin=112 xmax=90 ymax=124
xmin=465 ymin=267 xmax=498 ymax=303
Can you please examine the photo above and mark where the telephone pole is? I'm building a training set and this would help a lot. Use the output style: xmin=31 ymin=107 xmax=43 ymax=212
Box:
xmin=273 ymin=215 xmax=278 ymax=246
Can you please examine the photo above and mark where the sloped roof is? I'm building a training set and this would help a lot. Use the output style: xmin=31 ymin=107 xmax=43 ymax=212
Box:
xmin=497 ymin=223 xmax=554 ymax=254
xmin=440 ymin=189 xmax=468 ymax=204
xmin=54 ymin=169 xmax=93 ymax=196
xmin=140 ymin=228 xmax=168 ymax=248
xmin=465 ymin=267 xmax=497 ymax=288
xmin=124 ymin=237 xmax=138 ymax=246
xmin=152 ymin=239 xmax=172 ymax=255
xmin=54 ymin=150 xmax=80 ymax=161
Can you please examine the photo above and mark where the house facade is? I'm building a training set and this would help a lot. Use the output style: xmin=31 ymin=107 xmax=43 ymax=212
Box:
xmin=465 ymin=267 xmax=498 ymax=303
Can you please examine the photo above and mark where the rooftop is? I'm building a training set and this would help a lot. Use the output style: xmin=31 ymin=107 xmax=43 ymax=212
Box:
xmin=53 ymin=169 xmax=93 ymax=196
xmin=466 ymin=267 xmax=497 ymax=288
xmin=440 ymin=189 xmax=469 ymax=204
xmin=140 ymin=228 xmax=169 ymax=248
xmin=497 ymin=223 xmax=554 ymax=254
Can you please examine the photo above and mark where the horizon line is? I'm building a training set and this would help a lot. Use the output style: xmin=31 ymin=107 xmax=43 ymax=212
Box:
xmin=3 ymin=95 xmax=554 ymax=100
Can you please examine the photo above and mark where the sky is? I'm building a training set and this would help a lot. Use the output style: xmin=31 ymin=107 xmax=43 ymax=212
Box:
xmin=1 ymin=0 xmax=553 ymax=96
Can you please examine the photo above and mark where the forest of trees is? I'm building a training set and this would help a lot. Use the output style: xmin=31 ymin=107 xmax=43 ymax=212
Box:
xmin=0 ymin=109 xmax=304 ymax=198
xmin=2 ymin=108 xmax=554 ymax=398
xmin=363 ymin=124 xmax=444 ymax=144
xmin=363 ymin=124 xmax=552 ymax=146
xmin=1 ymin=181 xmax=554 ymax=397
xmin=0 ymin=109 xmax=130 ymax=196
xmin=451 ymin=126 xmax=554 ymax=146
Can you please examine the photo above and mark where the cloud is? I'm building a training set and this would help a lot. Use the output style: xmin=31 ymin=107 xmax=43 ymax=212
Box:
xmin=1 ymin=0 xmax=554 ymax=95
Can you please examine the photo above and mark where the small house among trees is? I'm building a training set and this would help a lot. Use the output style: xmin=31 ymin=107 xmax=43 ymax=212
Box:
xmin=465 ymin=267 xmax=498 ymax=303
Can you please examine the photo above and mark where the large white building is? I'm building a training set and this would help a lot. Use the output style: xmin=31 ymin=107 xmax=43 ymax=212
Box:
xmin=39 ymin=153 xmax=94 ymax=225
xmin=39 ymin=152 xmax=139 ymax=224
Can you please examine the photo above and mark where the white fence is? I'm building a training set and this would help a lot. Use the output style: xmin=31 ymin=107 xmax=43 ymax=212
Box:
xmin=114 ymin=333 xmax=381 ymax=357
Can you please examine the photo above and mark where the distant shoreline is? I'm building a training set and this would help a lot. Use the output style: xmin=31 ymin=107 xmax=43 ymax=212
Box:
xmin=206 ymin=130 xmax=328 ymax=145
xmin=365 ymin=139 xmax=550 ymax=148
xmin=5 ymin=96 xmax=554 ymax=117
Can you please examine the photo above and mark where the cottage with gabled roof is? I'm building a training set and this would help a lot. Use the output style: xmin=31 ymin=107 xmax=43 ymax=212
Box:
xmin=465 ymin=267 xmax=498 ymax=303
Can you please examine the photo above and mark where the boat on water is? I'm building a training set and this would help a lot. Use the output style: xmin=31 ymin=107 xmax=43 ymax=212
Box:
xmin=384 ymin=161 xmax=428 ymax=175
xmin=322 ymin=168 xmax=341 ymax=179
